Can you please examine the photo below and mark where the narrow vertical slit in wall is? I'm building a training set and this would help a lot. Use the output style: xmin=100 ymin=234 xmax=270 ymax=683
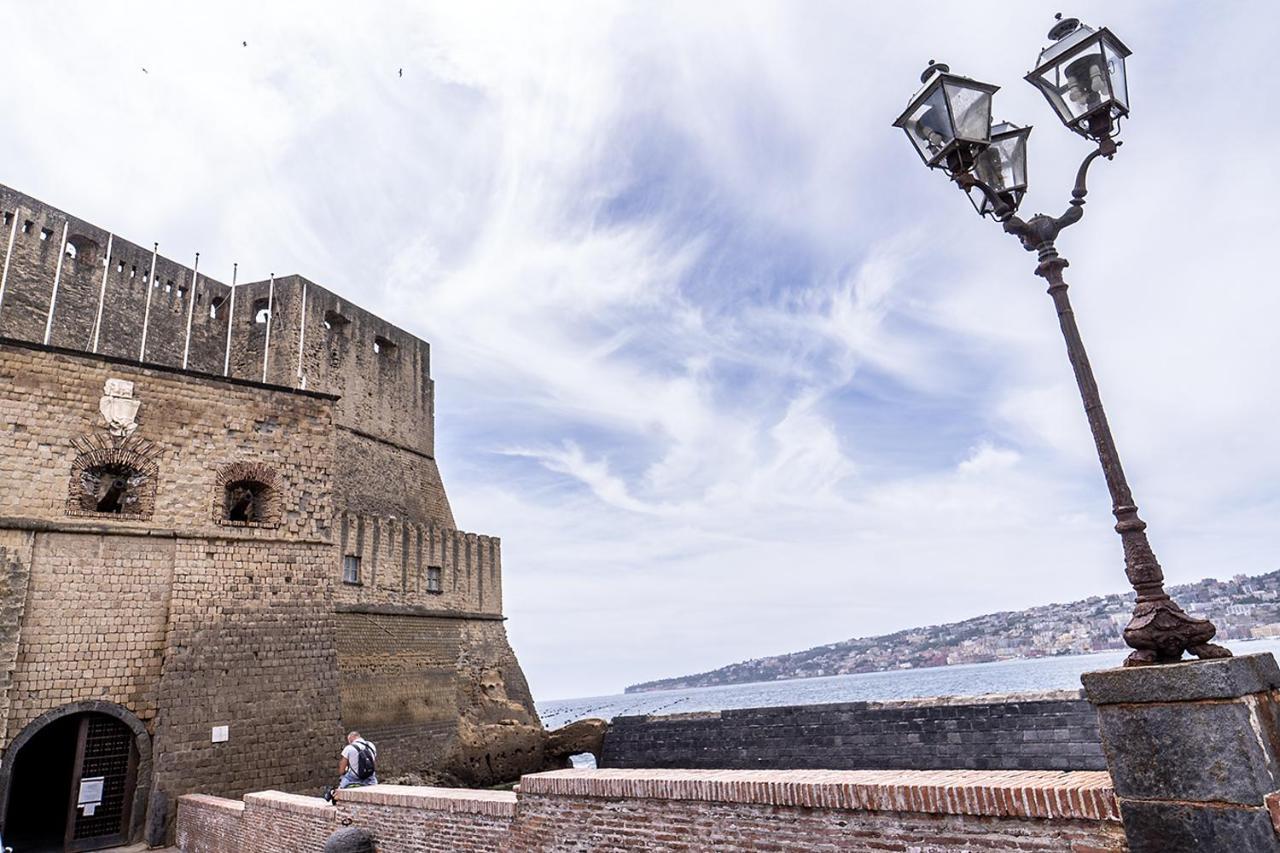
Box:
xmin=401 ymin=524 xmax=409 ymax=593
xmin=416 ymin=526 xmax=424 ymax=594
xmin=369 ymin=519 xmax=380 ymax=590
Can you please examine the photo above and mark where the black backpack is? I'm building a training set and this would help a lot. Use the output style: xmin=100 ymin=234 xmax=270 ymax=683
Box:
xmin=352 ymin=741 xmax=375 ymax=780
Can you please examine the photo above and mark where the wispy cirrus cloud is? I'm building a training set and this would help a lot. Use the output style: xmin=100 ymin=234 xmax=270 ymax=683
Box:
xmin=2 ymin=1 xmax=1276 ymax=698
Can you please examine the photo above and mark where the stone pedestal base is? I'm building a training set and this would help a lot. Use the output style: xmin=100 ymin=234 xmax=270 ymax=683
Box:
xmin=1082 ymin=653 xmax=1280 ymax=853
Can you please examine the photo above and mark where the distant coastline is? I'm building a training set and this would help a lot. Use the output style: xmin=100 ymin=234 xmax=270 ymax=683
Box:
xmin=625 ymin=569 xmax=1280 ymax=693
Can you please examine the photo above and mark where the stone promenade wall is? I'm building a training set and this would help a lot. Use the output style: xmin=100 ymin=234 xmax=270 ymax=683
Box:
xmin=601 ymin=691 xmax=1107 ymax=772
xmin=177 ymin=768 xmax=1127 ymax=852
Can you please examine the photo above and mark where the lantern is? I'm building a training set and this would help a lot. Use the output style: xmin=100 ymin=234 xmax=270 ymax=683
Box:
xmin=893 ymin=61 xmax=998 ymax=178
xmin=968 ymin=121 xmax=1032 ymax=218
xmin=1026 ymin=15 xmax=1131 ymax=142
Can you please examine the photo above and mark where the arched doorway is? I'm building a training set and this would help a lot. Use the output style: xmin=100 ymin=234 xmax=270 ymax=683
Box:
xmin=1 ymin=703 xmax=150 ymax=852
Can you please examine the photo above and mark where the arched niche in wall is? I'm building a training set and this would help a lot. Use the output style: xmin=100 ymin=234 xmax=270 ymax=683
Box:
xmin=213 ymin=461 xmax=282 ymax=528
xmin=66 ymin=233 xmax=101 ymax=267
xmin=66 ymin=435 xmax=160 ymax=519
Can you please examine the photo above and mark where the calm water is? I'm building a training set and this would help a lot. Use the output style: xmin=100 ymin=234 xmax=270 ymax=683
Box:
xmin=536 ymin=638 xmax=1280 ymax=728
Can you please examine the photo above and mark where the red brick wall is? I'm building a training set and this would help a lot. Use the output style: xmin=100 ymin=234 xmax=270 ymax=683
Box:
xmin=177 ymin=768 xmax=1128 ymax=852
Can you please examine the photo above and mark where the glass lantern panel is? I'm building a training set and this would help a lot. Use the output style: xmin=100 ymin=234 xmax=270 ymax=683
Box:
xmin=973 ymin=145 xmax=1007 ymax=193
xmin=967 ymin=184 xmax=989 ymax=215
xmin=1030 ymin=66 xmax=1074 ymax=125
xmin=943 ymin=81 xmax=992 ymax=142
xmin=903 ymin=85 xmax=954 ymax=163
xmin=975 ymin=133 xmax=1027 ymax=193
xmin=1104 ymin=41 xmax=1129 ymax=110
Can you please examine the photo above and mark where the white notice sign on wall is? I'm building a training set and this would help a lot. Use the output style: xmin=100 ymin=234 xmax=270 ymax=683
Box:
xmin=78 ymin=776 xmax=105 ymax=815
xmin=212 ymin=725 xmax=229 ymax=743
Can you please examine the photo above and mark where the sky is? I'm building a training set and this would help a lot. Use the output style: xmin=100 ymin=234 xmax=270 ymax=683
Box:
xmin=2 ymin=2 xmax=1277 ymax=700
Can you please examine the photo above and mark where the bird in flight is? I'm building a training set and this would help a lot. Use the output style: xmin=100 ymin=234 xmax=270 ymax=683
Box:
xmin=398 ymin=68 xmax=403 ymax=77
xmin=141 ymin=67 xmax=148 ymax=74
xmin=243 ymin=41 xmax=248 ymax=47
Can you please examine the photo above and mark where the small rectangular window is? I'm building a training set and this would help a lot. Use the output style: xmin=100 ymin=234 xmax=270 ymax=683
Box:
xmin=426 ymin=566 xmax=442 ymax=593
xmin=1 ymin=212 xmax=11 ymax=227
xmin=343 ymin=555 xmax=361 ymax=585
xmin=40 ymin=227 xmax=52 ymax=241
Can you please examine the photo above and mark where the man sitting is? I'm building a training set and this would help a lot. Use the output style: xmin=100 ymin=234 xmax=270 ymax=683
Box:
xmin=337 ymin=730 xmax=378 ymax=789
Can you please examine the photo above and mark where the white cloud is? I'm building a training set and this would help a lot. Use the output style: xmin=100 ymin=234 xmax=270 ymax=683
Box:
xmin=3 ymin=1 xmax=1277 ymax=699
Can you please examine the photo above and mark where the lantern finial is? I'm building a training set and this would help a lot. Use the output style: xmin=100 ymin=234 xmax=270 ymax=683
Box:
xmin=1048 ymin=14 xmax=1081 ymax=41
xmin=921 ymin=60 xmax=950 ymax=84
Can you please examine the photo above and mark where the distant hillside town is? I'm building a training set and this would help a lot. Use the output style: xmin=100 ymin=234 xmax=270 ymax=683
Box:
xmin=626 ymin=569 xmax=1280 ymax=693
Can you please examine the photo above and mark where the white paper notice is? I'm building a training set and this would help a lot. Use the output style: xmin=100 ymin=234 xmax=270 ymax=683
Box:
xmin=212 ymin=725 xmax=229 ymax=743
xmin=78 ymin=776 xmax=105 ymax=809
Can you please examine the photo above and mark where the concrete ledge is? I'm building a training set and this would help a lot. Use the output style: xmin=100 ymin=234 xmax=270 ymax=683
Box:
xmin=1082 ymin=653 xmax=1280 ymax=704
xmin=179 ymin=794 xmax=245 ymax=813
xmin=517 ymin=768 xmax=1120 ymax=821
xmin=334 ymin=603 xmax=505 ymax=621
xmin=243 ymin=791 xmax=335 ymax=817
xmin=336 ymin=784 xmax=517 ymax=817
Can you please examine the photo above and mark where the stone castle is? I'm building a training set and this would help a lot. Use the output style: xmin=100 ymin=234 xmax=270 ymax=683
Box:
xmin=0 ymin=183 xmax=544 ymax=849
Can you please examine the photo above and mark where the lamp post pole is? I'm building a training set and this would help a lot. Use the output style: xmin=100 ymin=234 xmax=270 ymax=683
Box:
xmin=893 ymin=12 xmax=1234 ymax=666
xmin=979 ymin=153 xmax=1231 ymax=666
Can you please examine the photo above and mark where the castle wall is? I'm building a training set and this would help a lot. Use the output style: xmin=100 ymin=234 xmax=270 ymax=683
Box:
xmin=334 ymin=514 xmax=498 ymax=614
xmin=0 ymin=183 xmax=537 ymax=842
xmin=0 ymin=186 xmax=435 ymax=460
xmin=153 ymin=538 xmax=342 ymax=802
xmin=601 ymin=693 xmax=1108 ymax=773
xmin=0 ymin=342 xmax=341 ymax=821
xmin=0 ymin=339 xmax=334 ymax=537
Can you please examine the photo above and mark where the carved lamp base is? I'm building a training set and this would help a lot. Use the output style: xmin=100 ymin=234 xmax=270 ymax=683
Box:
xmin=1122 ymin=598 xmax=1233 ymax=666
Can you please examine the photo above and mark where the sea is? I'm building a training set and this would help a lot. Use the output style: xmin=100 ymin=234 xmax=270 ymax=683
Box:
xmin=535 ymin=637 xmax=1280 ymax=729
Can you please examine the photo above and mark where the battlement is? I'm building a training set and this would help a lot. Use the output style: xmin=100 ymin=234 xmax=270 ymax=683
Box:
xmin=0 ymin=183 xmax=434 ymax=457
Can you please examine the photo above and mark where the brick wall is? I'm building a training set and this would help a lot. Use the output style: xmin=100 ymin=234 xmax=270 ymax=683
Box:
xmin=177 ymin=768 xmax=1127 ymax=852
xmin=602 ymin=692 xmax=1107 ymax=772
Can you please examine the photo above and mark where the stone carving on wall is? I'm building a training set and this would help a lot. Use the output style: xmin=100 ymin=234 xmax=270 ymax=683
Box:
xmin=99 ymin=379 xmax=141 ymax=438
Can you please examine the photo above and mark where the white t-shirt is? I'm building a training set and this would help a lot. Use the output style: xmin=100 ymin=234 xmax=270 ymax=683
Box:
xmin=342 ymin=739 xmax=377 ymax=781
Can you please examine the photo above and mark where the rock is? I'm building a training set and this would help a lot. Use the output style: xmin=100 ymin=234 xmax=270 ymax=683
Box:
xmin=541 ymin=718 xmax=607 ymax=771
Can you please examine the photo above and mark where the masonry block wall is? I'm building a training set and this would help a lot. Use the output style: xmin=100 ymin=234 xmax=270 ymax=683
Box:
xmin=0 ymin=183 xmax=536 ymax=846
xmin=0 ymin=344 xmax=342 ymax=806
xmin=602 ymin=693 xmax=1108 ymax=772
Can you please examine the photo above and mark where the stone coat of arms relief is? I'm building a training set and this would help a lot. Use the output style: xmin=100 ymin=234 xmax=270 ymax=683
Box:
xmin=99 ymin=378 xmax=141 ymax=439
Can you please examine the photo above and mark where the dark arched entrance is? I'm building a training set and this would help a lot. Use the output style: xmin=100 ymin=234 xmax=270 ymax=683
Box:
xmin=1 ymin=702 xmax=150 ymax=852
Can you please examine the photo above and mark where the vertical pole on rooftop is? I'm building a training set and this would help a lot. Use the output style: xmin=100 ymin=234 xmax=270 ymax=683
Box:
xmin=90 ymin=233 xmax=114 ymax=353
xmin=261 ymin=273 xmax=274 ymax=383
xmin=139 ymin=243 xmax=159 ymax=361
xmin=295 ymin=280 xmax=308 ymax=388
xmin=43 ymin=221 xmax=70 ymax=346
xmin=181 ymin=252 xmax=200 ymax=369
xmin=223 ymin=263 xmax=237 ymax=377
xmin=0 ymin=208 xmax=20 ymax=324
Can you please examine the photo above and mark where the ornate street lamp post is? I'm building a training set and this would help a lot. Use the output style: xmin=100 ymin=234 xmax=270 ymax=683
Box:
xmin=893 ymin=15 xmax=1231 ymax=667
